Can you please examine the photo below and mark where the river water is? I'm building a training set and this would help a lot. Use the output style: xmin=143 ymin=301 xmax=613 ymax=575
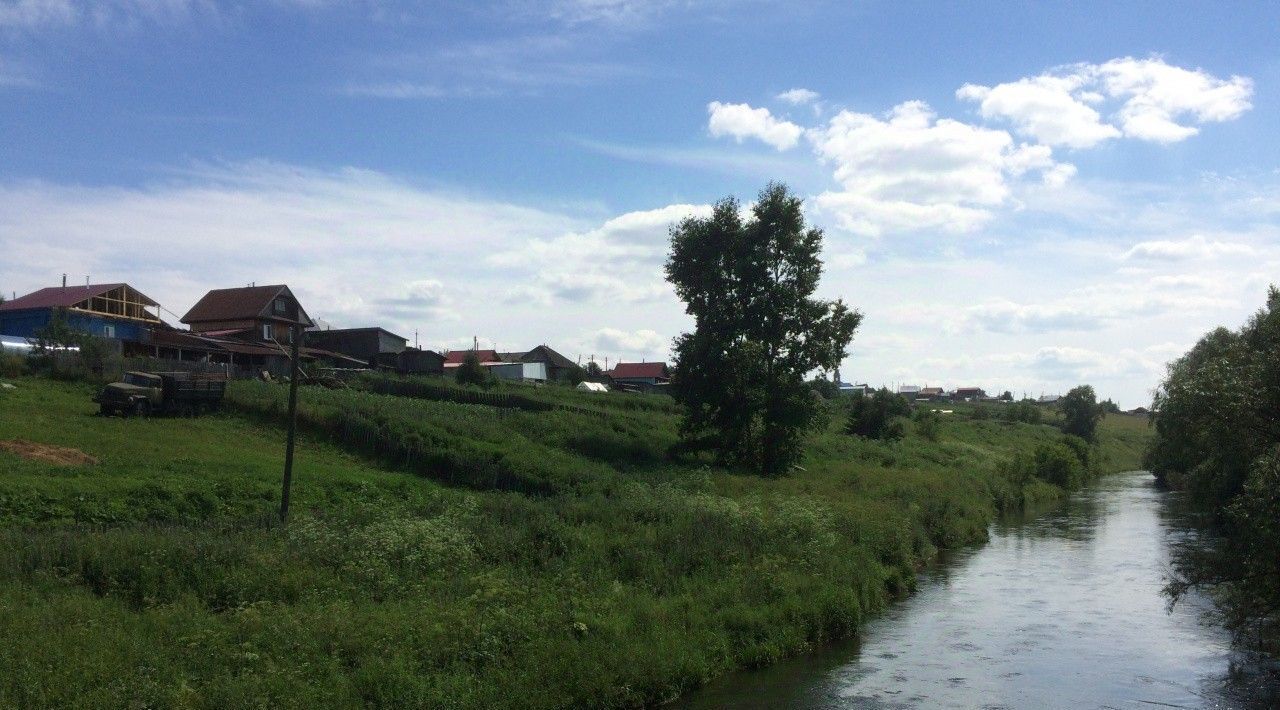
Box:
xmin=682 ymin=471 xmax=1280 ymax=709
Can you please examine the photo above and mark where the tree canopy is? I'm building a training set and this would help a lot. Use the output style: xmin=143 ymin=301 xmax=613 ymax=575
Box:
xmin=1060 ymin=385 xmax=1102 ymax=441
xmin=665 ymin=182 xmax=861 ymax=475
xmin=1147 ymin=285 xmax=1280 ymax=650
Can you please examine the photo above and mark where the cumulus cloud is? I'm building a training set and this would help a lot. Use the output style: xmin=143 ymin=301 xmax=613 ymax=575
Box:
xmin=957 ymin=74 xmax=1120 ymax=149
xmin=1100 ymin=57 xmax=1253 ymax=142
xmin=958 ymin=57 xmax=1253 ymax=147
xmin=807 ymin=101 xmax=1070 ymax=235
xmin=706 ymin=101 xmax=804 ymax=151
xmin=1121 ymin=234 xmax=1256 ymax=261
xmin=489 ymin=203 xmax=710 ymax=305
xmin=776 ymin=87 xmax=819 ymax=105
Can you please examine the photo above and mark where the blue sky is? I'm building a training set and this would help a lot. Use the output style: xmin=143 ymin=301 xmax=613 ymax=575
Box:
xmin=3 ymin=0 xmax=1279 ymax=406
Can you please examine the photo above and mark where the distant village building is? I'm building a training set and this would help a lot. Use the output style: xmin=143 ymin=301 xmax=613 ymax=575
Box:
xmin=606 ymin=362 xmax=670 ymax=391
xmin=507 ymin=345 xmax=577 ymax=382
xmin=444 ymin=348 xmax=546 ymax=382
xmin=306 ymin=327 xmax=445 ymax=375
xmin=919 ymin=386 xmax=946 ymax=400
xmin=306 ymin=327 xmax=406 ymax=363
xmin=1037 ymin=394 xmax=1061 ymax=405
xmin=840 ymin=382 xmax=873 ymax=396
xmin=898 ymin=385 xmax=921 ymax=397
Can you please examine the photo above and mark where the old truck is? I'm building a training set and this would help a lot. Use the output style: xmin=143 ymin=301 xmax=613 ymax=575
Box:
xmin=95 ymin=371 xmax=228 ymax=417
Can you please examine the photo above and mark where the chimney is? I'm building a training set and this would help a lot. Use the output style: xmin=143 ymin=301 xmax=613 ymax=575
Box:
xmin=62 ymin=274 xmax=67 ymax=291
xmin=85 ymin=276 xmax=90 ymax=288
xmin=473 ymin=335 xmax=478 ymax=351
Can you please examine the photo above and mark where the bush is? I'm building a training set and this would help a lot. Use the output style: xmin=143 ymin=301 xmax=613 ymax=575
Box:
xmin=1033 ymin=442 xmax=1084 ymax=489
xmin=0 ymin=350 xmax=25 ymax=378
xmin=913 ymin=409 xmax=941 ymax=441
xmin=845 ymin=388 xmax=908 ymax=440
xmin=969 ymin=405 xmax=990 ymax=421
xmin=1059 ymin=434 xmax=1099 ymax=478
xmin=1000 ymin=400 xmax=1041 ymax=424
xmin=455 ymin=351 xmax=489 ymax=387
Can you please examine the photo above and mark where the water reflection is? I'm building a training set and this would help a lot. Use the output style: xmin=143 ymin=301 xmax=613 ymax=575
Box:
xmin=682 ymin=472 xmax=1280 ymax=709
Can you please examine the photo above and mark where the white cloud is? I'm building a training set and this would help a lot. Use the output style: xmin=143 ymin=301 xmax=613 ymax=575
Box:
xmin=347 ymin=35 xmax=643 ymax=99
xmin=807 ymin=101 xmax=1070 ymax=235
xmin=0 ymin=160 xmax=585 ymax=340
xmin=0 ymin=0 xmax=222 ymax=29
xmin=706 ymin=101 xmax=804 ymax=151
xmin=776 ymin=87 xmax=819 ymax=105
xmin=1099 ymin=57 xmax=1253 ymax=142
xmin=963 ymin=300 xmax=1106 ymax=334
xmin=586 ymin=327 xmax=667 ymax=355
xmin=957 ymin=74 xmax=1120 ymax=149
xmin=1121 ymin=233 xmax=1256 ymax=261
xmin=0 ymin=0 xmax=75 ymax=28
xmin=489 ymin=203 xmax=710 ymax=305
xmin=958 ymin=57 xmax=1253 ymax=147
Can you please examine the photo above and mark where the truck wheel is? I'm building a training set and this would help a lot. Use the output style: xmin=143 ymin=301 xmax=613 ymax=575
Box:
xmin=133 ymin=401 xmax=150 ymax=418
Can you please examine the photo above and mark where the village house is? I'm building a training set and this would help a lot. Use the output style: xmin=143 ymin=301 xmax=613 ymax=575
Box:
xmin=898 ymin=384 xmax=922 ymax=397
xmin=606 ymin=361 xmax=670 ymax=391
xmin=919 ymin=386 xmax=946 ymax=400
xmin=0 ymin=281 xmax=162 ymax=345
xmin=505 ymin=345 xmax=578 ymax=382
xmin=180 ymin=285 xmax=364 ymax=375
xmin=444 ymin=348 xmax=547 ymax=381
xmin=954 ymin=387 xmax=987 ymax=401
xmin=304 ymin=326 xmax=445 ymax=375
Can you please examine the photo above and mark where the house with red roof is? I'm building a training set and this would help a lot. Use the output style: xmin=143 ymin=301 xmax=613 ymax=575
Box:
xmin=606 ymin=361 xmax=670 ymax=388
xmin=0 ymin=282 xmax=162 ymax=342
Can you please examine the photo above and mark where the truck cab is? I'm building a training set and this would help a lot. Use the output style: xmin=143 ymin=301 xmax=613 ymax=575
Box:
xmin=96 ymin=371 xmax=163 ymax=416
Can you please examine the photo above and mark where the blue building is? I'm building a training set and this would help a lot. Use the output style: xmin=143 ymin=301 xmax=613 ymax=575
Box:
xmin=0 ymin=282 xmax=163 ymax=342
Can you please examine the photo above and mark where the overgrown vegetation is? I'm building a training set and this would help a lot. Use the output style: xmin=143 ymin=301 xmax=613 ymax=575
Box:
xmin=0 ymin=376 xmax=1150 ymax=707
xmin=1146 ymin=285 xmax=1280 ymax=653
xmin=844 ymin=388 xmax=909 ymax=441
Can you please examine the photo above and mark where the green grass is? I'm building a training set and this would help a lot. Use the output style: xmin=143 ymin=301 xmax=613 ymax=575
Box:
xmin=0 ymin=377 xmax=1148 ymax=708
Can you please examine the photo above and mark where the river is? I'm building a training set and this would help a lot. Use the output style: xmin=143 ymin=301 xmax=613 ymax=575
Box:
xmin=681 ymin=471 xmax=1280 ymax=709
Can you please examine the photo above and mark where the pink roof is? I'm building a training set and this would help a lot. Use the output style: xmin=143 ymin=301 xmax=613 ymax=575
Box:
xmin=0 ymin=283 xmax=150 ymax=311
xmin=608 ymin=362 xmax=669 ymax=379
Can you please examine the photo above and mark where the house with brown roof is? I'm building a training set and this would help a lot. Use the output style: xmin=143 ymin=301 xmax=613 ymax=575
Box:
xmin=179 ymin=285 xmax=364 ymax=374
xmin=182 ymin=284 xmax=313 ymax=343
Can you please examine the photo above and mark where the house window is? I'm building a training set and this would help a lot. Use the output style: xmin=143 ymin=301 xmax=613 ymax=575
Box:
xmin=103 ymin=324 xmax=115 ymax=338
xmin=262 ymin=323 xmax=274 ymax=341
xmin=273 ymin=298 xmax=287 ymax=315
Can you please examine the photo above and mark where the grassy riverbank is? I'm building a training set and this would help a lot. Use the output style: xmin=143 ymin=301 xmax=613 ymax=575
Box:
xmin=0 ymin=377 xmax=1150 ymax=708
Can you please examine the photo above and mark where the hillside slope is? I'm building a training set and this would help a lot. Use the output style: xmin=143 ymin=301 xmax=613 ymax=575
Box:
xmin=0 ymin=377 xmax=1149 ymax=708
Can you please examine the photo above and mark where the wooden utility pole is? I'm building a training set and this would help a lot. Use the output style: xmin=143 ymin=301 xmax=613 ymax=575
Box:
xmin=280 ymin=324 xmax=303 ymax=523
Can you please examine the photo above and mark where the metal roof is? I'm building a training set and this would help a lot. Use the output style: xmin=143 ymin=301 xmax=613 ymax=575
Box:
xmin=181 ymin=285 xmax=312 ymax=326
xmin=607 ymin=362 xmax=669 ymax=379
xmin=444 ymin=349 xmax=503 ymax=365
xmin=0 ymin=283 xmax=157 ymax=311
xmin=307 ymin=326 xmax=408 ymax=342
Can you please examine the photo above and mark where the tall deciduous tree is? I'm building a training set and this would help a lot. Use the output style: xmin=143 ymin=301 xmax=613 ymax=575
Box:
xmin=1060 ymin=384 xmax=1102 ymax=441
xmin=665 ymin=182 xmax=861 ymax=475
